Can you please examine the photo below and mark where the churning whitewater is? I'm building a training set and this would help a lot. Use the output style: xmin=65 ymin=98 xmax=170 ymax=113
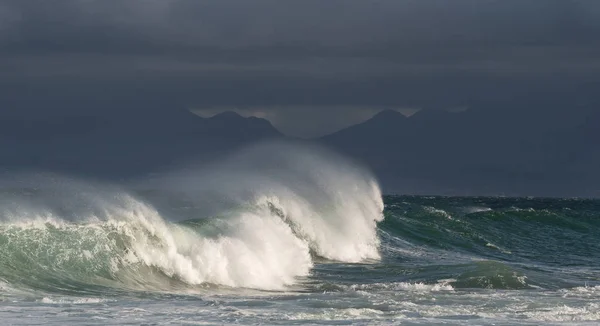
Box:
xmin=0 ymin=143 xmax=384 ymax=294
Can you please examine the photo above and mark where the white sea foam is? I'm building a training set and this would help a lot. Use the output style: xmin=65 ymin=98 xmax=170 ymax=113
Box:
xmin=485 ymin=242 xmax=512 ymax=254
xmin=349 ymin=281 xmax=454 ymax=292
xmin=464 ymin=206 xmax=492 ymax=214
xmin=560 ymin=285 xmax=600 ymax=298
xmin=286 ymin=308 xmax=388 ymax=321
xmin=117 ymin=202 xmax=314 ymax=289
xmin=523 ymin=303 xmax=600 ymax=322
xmin=40 ymin=297 xmax=109 ymax=304
xmin=423 ymin=206 xmax=453 ymax=219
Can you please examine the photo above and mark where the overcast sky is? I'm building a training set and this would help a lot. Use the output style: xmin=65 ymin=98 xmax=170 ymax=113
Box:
xmin=1 ymin=0 xmax=599 ymax=137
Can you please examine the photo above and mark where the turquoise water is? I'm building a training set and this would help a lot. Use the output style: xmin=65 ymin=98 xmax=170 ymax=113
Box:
xmin=1 ymin=191 xmax=599 ymax=325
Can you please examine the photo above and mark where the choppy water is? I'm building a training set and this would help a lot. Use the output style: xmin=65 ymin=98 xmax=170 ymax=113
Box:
xmin=2 ymin=194 xmax=599 ymax=325
xmin=0 ymin=144 xmax=599 ymax=325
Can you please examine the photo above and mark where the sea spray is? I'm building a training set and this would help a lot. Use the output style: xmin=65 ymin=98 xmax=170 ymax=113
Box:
xmin=143 ymin=141 xmax=385 ymax=262
xmin=0 ymin=142 xmax=385 ymax=293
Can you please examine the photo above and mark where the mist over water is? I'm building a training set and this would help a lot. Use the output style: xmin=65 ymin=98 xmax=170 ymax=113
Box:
xmin=0 ymin=142 xmax=599 ymax=325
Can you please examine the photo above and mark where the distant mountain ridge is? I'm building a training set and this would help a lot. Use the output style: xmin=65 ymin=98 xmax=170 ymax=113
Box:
xmin=324 ymin=110 xmax=408 ymax=143
xmin=0 ymin=109 xmax=282 ymax=177
xmin=320 ymin=108 xmax=600 ymax=197
xmin=1 ymin=106 xmax=598 ymax=197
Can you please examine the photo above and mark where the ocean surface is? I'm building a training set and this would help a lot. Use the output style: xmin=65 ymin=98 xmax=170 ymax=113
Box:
xmin=0 ymin=145 xmax=599 ymax=325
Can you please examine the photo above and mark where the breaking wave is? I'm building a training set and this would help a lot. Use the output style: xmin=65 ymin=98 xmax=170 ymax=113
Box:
xmin=0 ymin=143 xmax=384 ymax=294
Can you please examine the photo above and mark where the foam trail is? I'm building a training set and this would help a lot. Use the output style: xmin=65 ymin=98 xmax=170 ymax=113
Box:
xmin=0 ymin=142 xmax=385 ymax=292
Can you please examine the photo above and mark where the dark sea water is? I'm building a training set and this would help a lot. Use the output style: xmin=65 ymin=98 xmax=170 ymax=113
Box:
xmin=1 ymin=192 xmax=598 ymax=325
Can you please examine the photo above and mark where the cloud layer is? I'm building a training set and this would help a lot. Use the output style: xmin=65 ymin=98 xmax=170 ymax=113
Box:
xmin=1 ymin=0 xmax=599 ymax=136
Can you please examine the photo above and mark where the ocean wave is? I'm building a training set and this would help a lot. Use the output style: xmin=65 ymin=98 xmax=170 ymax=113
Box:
xmin=0 ymin=143 xmax=385 ymax=293
xmin=422 ymin=206 xmax=453 ymax=219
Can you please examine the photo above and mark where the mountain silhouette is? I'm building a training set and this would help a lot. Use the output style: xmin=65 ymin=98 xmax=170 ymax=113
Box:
xmin=320 ymin=108 xmax=600 ymax=197
xmin=1 ymin=105 xmax=598 ymax=196
xmin=324 ymin=109 xmax=407 ymax=143
xmin=0 ymin=109 xmax=282 ymax=177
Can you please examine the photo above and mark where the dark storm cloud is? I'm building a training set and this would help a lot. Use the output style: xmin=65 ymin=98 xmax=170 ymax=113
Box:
xmin=1 ymin=0 xmax=599 ymax=136
xmin=3 ymin=1 xmax=600 ymax=49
